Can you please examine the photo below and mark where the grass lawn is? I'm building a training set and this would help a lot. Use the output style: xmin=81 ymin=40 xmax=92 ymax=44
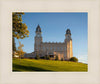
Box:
xmin=13 ymin=58 xmax=88 ymax=72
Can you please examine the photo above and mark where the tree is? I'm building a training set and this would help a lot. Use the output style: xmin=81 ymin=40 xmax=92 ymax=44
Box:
xmin=12 ymin=12 xmax=29 ymax=56
xmin=13 ymin=37 xmax=16 ymax=51
xmin=17 ymin=41 xmax=24 ymax=59
xmin=13 ymin=12 xmax=29 ymax=39
xmin=69 ymin=57 xmax=78 ymax=62
xmin=16 ymin=50 xmax=25 ymax=59
xmin=12 ymin=37 xmax=16 ymax=57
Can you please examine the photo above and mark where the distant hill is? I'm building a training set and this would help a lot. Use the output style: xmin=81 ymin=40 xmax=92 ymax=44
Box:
xmin=13 ymin=58 xmax=88 ymax=71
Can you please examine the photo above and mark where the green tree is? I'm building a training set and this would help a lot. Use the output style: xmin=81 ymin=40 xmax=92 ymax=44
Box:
xmin=69 ymin=57 xmax=78 ymax=62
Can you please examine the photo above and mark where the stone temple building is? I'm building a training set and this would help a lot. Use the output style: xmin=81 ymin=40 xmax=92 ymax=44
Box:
xmin=24 ymin=25 xmax=73 ymax=60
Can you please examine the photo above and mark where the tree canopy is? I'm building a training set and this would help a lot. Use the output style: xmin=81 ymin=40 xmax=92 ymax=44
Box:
xmin=12 ymin=12 xmax=29 ymax=39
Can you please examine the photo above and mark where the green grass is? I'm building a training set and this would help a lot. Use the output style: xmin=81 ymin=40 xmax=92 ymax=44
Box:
xmin=13 ymin=58 xmax=88 ymax=72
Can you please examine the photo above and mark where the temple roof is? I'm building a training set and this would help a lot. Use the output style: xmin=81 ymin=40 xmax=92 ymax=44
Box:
xmin=66 ymin=29 xmax=71 ymax=35
xmin=36 ymin=24 xmax=41 ymax=32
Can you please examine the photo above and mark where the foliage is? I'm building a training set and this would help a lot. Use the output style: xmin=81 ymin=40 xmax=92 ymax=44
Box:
xmin=13 ymin=59 xmax=88 ymax=71
xmin=43 ymin=55 xmax=50 ymax=60
xmin=21 ymin=57 xmax=24 ymax=59
xmin=70 ymin=57 xmax=78 ymax=62
xmin=55 ymin=55 xmax=58 ymax=60
xmin=12 ymin=12 xmax=29 ymax=58
xmin=16 ymin=50 xmax=25 ymax=59
xmin=35 ymin=54 xmax=40 ymax=59
xmin=40 ymin=56 xmax=44 ymax=59
xmin=47 ymin=55 xmax=50 ymax=60
xmin=29 ymin=57 xmax=33 ymax=59
xmin=17 ymin=41 xmax=24 ymax=59
xmin=44 ymin=56 xmax=47 ymax=59
xmin=61 ymin=58 xmax=64 ymax=61
xmin=12 ymin=12 xmax=29 ymax=39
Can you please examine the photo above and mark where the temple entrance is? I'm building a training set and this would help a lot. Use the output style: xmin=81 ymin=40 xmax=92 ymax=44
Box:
xmin=49 ymin=55 xmax=54 ymax=58
xmin=49 ymin=54 xmax=55 ymax=60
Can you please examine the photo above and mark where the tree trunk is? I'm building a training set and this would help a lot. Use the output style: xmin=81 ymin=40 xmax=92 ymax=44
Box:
xmin=12 ymin=37 xmax=16 ymax=57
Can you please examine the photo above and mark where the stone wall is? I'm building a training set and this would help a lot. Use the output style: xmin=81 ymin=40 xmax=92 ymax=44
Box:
xmin=54 ymin=51 xmax=64 ymax=60
xmin=70 ymin=40 xmax=73 ymax=58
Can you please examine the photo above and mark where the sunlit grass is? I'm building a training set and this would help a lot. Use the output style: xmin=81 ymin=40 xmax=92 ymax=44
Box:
xmin=13 ymin=58 xmax=88 ymax=72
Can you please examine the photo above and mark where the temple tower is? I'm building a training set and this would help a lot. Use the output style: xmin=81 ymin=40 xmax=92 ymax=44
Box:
xmin=34 ymin=25 xmax=42 ymax=52
xmin=64 ymin=29 xmax=73 ymax=60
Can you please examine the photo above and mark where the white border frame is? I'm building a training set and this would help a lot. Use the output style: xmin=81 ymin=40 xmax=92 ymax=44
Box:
xmin=0 ymin=0 xmax=100 ymax=84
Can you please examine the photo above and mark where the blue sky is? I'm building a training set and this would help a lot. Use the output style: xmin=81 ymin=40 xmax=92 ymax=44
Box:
xmin=15 ymin=12 xmax=88 ymax=63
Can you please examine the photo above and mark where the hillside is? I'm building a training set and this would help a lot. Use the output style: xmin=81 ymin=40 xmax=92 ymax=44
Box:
xmin=13 ymin=58 xmax=88 ymax=72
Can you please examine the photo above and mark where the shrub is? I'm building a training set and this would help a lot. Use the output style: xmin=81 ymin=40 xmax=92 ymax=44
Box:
xmin=44 ymin=55 xmax=47 ymax=59
xmin=47 ymin=55 xmax=50 ymax=60
xmin=55 ymin=55 xmax=58 ymax=60
xmin=40 ymin=56 xmax=44 ymax=59
xmin=35 ymin=55 xmax=40 ymax=60
xmin=69 ymin=57 xmax=78 ymax=62
xmin=29 ymin=57 xmax=33 ymax=59
xmin=21 ymin=57 xmax=24 ymax=59
xmin=61 ymin=58 xmax=64 ymax=61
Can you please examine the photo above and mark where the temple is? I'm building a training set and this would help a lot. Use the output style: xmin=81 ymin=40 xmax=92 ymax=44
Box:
xmin=24 ymin=25 xmax=73 ymax=60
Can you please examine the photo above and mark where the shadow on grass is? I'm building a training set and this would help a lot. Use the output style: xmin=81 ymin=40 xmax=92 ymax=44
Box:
xmin=13 ymin=64 xmax=52 ymax=72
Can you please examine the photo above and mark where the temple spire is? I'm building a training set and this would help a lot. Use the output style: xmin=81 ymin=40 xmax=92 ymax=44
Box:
xmin=66 ymin=29 xmax=71 ymax=35
xmin=36 ymin=24 xmax=41 ymax=32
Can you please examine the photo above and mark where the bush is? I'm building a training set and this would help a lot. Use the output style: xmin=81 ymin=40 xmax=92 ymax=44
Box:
xmin=21 ymin=57 xmax=24 ymax=59
xmin=40 ymin=56 xmax=44 ymax=59
xmin=69 ymin=57 xmax=78 ymax=62
xmin=47 ymin=55 xmax=50 ymax=60
xmin=35 ymin=55 xmax=40 ymax=60
xmin=29 ymin=57 xmax=33 ymax=59
xmin=61 ymin=58 xmax=64 ymax=61
xmin=44 ymin=55 xmax=47 ymax=59
xmin=55 ymin=55 xmax=58 ymax=60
